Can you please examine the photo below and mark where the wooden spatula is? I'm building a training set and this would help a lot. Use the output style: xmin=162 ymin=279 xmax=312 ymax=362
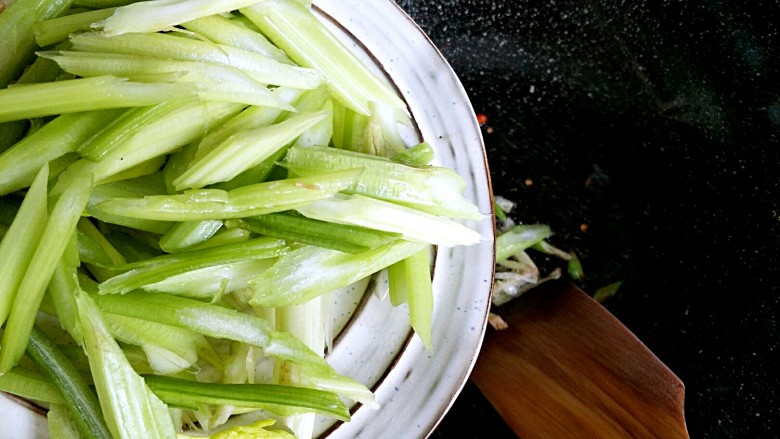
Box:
xmin=470 ymin=281 xmax=689 ymax=439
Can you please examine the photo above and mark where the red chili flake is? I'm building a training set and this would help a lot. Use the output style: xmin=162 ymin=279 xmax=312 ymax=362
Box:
xmin=476 ymin=113 xmax=488 ymax=125
xmin=580 ymin=223 xmax=589 ymax=232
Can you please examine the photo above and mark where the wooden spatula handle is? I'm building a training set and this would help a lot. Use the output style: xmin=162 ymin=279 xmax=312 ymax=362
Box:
xmin=471 ymin=281 xmax=689 ymax=439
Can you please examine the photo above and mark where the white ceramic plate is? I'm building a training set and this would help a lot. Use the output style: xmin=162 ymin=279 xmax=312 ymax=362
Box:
xmin=0 ymin=1 xmax=495 ymax=438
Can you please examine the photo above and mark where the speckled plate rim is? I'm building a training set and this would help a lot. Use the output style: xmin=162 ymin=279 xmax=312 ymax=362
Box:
xmin=0 ymin=1 xmax=496 ymax=438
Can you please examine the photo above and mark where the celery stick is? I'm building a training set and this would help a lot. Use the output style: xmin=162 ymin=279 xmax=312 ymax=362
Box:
xmin=70 ymin=32 xmax=324 ymax=90
xmin=27 ymin=324 xmax=112 ymax=439
xmin=34 ymin=7 xmax=116 ymax=46
xmin=78 ymin=217 xmax=126 ymax=267
xmin=242 ymin=0 xmax=407 ymax=116
xmin=159 ymin=220 xmax=223 ymax=253
xmin=91 ymin=291 xmax=340 ymax=375
xmin=283 ymin=145 xmax=483 ymax=220
xmin=182 ymin=14 xmax=291 ymax=64
xmin=98 ymin=237 xmax=288 ymax=295
xmin=174 ymin=111 xmax=328 ymax=190
xmin=0 ymin=76 xmax=198 ymax=123
xmin=0 ymin=164 xmax=92 ymax=374
xmin=388 ymin=246 xmax=434 ymax=350
xmin=89 ymin=101 xmax=244 ymax=183
xmin=297 ymin=193 xmax=482 ymax=247
xmin=332 ymin=100 xmax=405 ymax=157
xmin=46 ymin=234 xmax=82 ymax=339
xmin=0 ymin=109 xmax=122 ymax=196
xmin=0 ymin=164 xmax=49 ymax=327
xmin=94 ymin=168 xmax=363 ymax=221
xmin=0 ymin=366 xmax=64 ymax=404
xmin=229 ymin=212 xmax=400 ymax=254
xmin=391 ymin=141 xmax=435 ymax=167
xmin=249 ymin=240 xmax=427 ymax=308
xmin=41 ymin=51 xmax=293 ymax=108
xmin=144 ymin=375 xmax=350 ymax=421
xmin=495 ymin=223 xmax=554 ymax=262
xmin=73 ymin=0 xmax=135 ymax=7
xmin=94 ymin=0 xmax=268 ymax=36
xmin=178 ymin=418 xmax=296 ymax=439
xmin=0 ymin=0 xmax=73 ymax=88
xmin=75 ymin=291 xmax=178 ymax=439
xmin=142 ymin=258 xmax=274 ymax=299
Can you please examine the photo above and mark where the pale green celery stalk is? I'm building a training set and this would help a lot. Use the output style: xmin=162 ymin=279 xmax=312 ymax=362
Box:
xmin=283 ymin=145 xmax=483 ymax=220
xmin=142 ymin=259 xmax=274 ymax=300
xmin=229 ymin=212 xmax=400 ymax=254
xmin=297 ymin=193 xmax=482 ymax=247
xmin=0 ymin=109 xmax=122 ymax=196
xmin=387 ymin=246 xmax=434 ymax=350
xmin=249 ymin=239 xmax=427 ymax=307
xmin=75 ymin=291 xmax=178 ymax=439
xmin=144 ymin=375 xmax=350 ymax=421
xmin=88 ymin=101 xmax=244 ymax=183
xmin=0 ymin=366 xmax=64 ymax=404
xmin=78 ymin=217 xmax=126 ymax=266
xmin=495 ymin=223 xmax=554 ymax=262
xmin=181 ymin=14 xmax=291 ymax=64
xmin=332 ymin=100 xmax=406 ymax=157
xmin=567 ymin=251 xmax=584 ymax=280
xmin=70 ymin=32 xmax=324 ymax=90
xmin=0 ymin=76 xmax=198 ymax=123
xmin=0 ymin=0 xmax=73 ymax=88
xmin=98 ymin=237 xmax=288 ymax=295
xmin=159 ymin=220 xmax=223 ymax=253
xmin=40 ymin=51 xmax=292 ymax=108
xmin=34 ymin=7 xmax=116 ymax=46
xmin=185 ymin=226 xmax=252 ymax=251
xmin=47 ymin=404 xmax=82 ymax=439
xmin=214 ymin=86 xmax=332 ymax=192
xmin=298 ymin=368 xmax=377 ymax=409
xmin=103 ymin=312 xmax=220 ymax=374
xmin=87 ymin=172 xmax=171 ymax=234
xmin=74 ymin=100 xmax=194 ymax=162
xmin=532 ymin=239 xmax=573 ymax=261
xmin=174 ymin=111 xmax=328 ymax=190
xmin=91 ymin=291 xmax=341 ymax=375
xmin=94 ymin=0 xmax=269 ymax=35
xmin=0 ymin=164 xmax=49 ymax=327
xmin=73 ymin=0 xmax=135 ymax=7
xmin=47 ymin=233 xmax=82 ymax=339
xmin=27 ymin=324 xmax=112 ymax=439
xmin=241 ymin=0 xmax=407 ymax=116
xmin=97 ymin=154 xmax=166 ymax=185
xmin=93 ymin=168 xmax=363 ymax=221
xmin=0 ymin=163 xmax=92 ymax=373
xmin=391 ymin=142 xmax=435 ymax=167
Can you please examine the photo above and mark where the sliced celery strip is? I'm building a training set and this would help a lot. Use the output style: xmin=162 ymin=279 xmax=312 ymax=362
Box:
xmin=87 ymin=172 xmax=171 ymax=235
xmin=47 ymin=404 xmax=82 ymax=439
xmin=0 ymin=366 xmax=64 ymax=404
xmin=0 ymin=76 xmax=198 ymax=123
xmin=249 ymin=240 xmax=427 ymax=307
xmin=91 ymin=291 xmax=339 ymax=374
xmin=0 ymin=0 xmax=72 ymax=88
xmin=242 ymin=0 xmax=407 ymax=116
xmin=391 ymin=141 xmax=435 ymax=167
xmin=144 ymin=375 xmax=350 ymax=421
xmin=297 ymin=194 xmax=482 ymax=247
xmin=177 ymin=419 xmax=296 ymax=439
xmin=41 ymin=51 xmax=293 ymax=108
xmin=27 ymin=325 xmax=112 ymax=439
xmin=94 ymin=0 xmax=267 ymax=36
xmin=0 ymin=109 xmax=122 ymax=196
xmin=159 ymin=220 xmax=223 ymax=253
xmin=283 ymin=145 xmax=483 ymax=220
xmin=98 ymin=237 xmax=288 ymax=295
xmin=94 ymin=168 xmax=363 ymax=221
xmin=70 ymin=32 xmax=323 ymax=90
xmin=34 ymin=7 xmax=117 ymax=46
xmin=182 ymin=14 xmax=291 ymax=64
xmin=388 ymin=246 xmax=434 ymax=350
xmin=0 ymin=164 xmax=49 ymax=326
xmin=229 ymin=212 xmax=400 ymax=254
xmin=495 ymin=223 xmax=554 ymax=262
xmin=0 ymin=164 xmax=92 ymax=373
xmin=142 ymin=258 xmax=274 ymax=299
xmin=75 ymin=291 xmax=178 ymax=439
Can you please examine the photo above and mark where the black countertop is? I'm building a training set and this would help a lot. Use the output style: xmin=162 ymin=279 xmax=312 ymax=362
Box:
xmin=396 ymin=1 xmax=780 ymax=438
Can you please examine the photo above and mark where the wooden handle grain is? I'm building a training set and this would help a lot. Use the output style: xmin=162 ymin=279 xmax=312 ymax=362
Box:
xmin=471 ymin=282 xmax=689 ymax=439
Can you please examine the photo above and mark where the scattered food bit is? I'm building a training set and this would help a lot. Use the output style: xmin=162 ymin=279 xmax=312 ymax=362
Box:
xmin=580 ymin=223 xmax=589 ymax=232
xmin=476 ymin=113 xmax=488 ymax=125
xmin=485 ymin=126 xmax=494 ymax=134
xmin=566 ymin=251 xmax=584 ymax=280
xmin=524 ymin=178 xmax=533 ymax=187
xmin=487 ymin=312 xmax=508 ymax=331
xmin=593 ymin=281 xmax=623 ymax=303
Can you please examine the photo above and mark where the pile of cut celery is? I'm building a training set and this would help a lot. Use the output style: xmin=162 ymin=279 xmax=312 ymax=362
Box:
xmin=0 ymin=0 xmax=483 ymax=438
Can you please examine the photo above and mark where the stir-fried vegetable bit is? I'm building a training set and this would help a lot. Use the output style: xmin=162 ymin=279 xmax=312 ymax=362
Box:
xmin=0 ymin=0 xmax=484 ymax=437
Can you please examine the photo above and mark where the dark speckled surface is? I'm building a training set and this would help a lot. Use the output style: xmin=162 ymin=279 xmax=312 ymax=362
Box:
xmin=396 ymin=1 xmax=780 ymax=438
